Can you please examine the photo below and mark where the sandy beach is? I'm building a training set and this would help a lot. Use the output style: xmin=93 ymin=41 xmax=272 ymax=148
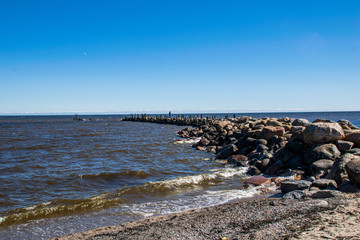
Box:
xmin=53 ymin=193 xmax=360 ymax=240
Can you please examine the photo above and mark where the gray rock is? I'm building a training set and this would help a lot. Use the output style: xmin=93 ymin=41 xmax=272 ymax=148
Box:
xmin=338 ymin=119 xmax=359 ymax=130
xmin=262 ymin=126 xmax=285 ymax=140
xmin=274 ymin=147 xmax=295 ymax=164
xmin=282 ymin=190 xmax=307 ymax=199
xmin=346 ymin=148 xmax=360 ymax=156
xmin=338 ymin=181 xmax=360 ymax=193
xmin=285 ymin=141 xmax=304 ymax=155
xmin=303 ymin=122 xmax=345 ymax=145
xmin=310 ymin=159 xmax=334 ymax=173
xmin=309 ymin=190 xmax=342 ymax=198
xmin=246 ymin=166 xmax=261 ymax=176
xmin=216 ymin=144 xmax=238 ymax=159
xmin=258 ymin=158 xmax=271 ymax=172
xmin=280 ymin=180 xmax=312 ymax=194
xmin=312 ymin=179 xmax=337 ymax=189
xmin=199 ymin=137 xmax=210 ymax=146
xmin=326 ymin=153 xmax=357 ymax=185
xmin=256 ymin=144 xmax=269 ymax=152
xmin=304 ymin=144 xmax=340 ymax=166
xmin=292 ymin=118 xmax=310 ymax=127
xmin=227 ymin=154 xmax=249 ymax=167
xmin=344 ymin=130 xmax=360 ymax=147
xmin=345 ymin=157 xmax=360 ymax=184
xmin=335 ymin=140 xmax=354 ymax=152
xmin=265 ymin=160 xmax=284 ymax=175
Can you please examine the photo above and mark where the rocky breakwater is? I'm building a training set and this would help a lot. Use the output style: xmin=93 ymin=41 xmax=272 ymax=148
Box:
xmin=177 ymin=116 xmax=360 ymax=198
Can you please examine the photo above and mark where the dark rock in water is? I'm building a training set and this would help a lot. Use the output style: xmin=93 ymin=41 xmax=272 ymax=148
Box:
xmin=312 ymin=179 xmax=337 ymax=189
xmin=258 ymin=158 xmax=272 ymax=172
xmin=283 ymin=156 xmax=302 ymax=168
xmin=265 ymin=160 xmax=284 ymax=175
xmin=285 ymin=141 xmax=305 ymax=155
xmin=304 ymin=143 xmax=340 ymax=166
xmin=216 ymin=144 xmax=238 ymax=159
xmin=338 ymin=181 xmax=360 ymax=193
xmin=309 ymin=190 xmax=342 ymax=199
xmin=280 ymin=180 xmax=312 ymax=194
xmin=246 ymin=166 xmax=261 ymax=176
xmin=274 ymin=147 xmax=295 ymax=165
xmin=244 ymin=175 xmax=271 ymax=186
xmin=345 ymin=157 xmax=360 ymax=184
xmin=292 ymin=118 xmax=310 ymax=127
xmin=262 ymin=126 xmax=285 ymax=140
xmin=310 ymin=159 xmax=334 ymax=173
xmin=326 ymin=153 xmax=357 ymax=185
xmin=227 ymin=154 xmax=249 ymax=167
xmin=335 ymin=140 xmax=354 ymax=152
xmin=198 ymin=137 xmax=211 ymax=146
xmin=196 ymin=146 xmax=206 ymax=151
xmin=302 ymin=122 xmax=345 ymax=145
xmin=282 ymin=190 xmax=307 ymax=199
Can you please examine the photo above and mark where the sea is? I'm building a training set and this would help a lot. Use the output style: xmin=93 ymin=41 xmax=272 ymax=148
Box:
xmin=0 ymin=111 xmax=359 ymax=239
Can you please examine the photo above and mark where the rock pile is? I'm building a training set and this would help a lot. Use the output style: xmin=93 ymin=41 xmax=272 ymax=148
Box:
xmin=177 ymin=116 xmax=360 ymax=196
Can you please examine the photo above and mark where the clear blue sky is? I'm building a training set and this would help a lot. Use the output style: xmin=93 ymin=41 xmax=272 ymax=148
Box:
xmin=1 ymin=0 xmax=359 ymax=114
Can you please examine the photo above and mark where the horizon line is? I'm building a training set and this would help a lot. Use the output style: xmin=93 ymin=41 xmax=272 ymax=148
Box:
xmin=1 ymin=109 xmax=360 ymax=116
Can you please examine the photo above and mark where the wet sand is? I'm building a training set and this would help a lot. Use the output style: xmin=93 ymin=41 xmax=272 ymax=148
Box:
xmin=52 ymin=193 xmax=360 ymax=240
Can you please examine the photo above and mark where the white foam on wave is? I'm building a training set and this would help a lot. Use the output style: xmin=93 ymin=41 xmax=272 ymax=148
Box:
xmin=122 ymin=183 xmax=277 ymax=218
xmin=144 ymin=167 xmax=248 ymax=190
xmin=173 ymin=137 xmax=201 ymax=144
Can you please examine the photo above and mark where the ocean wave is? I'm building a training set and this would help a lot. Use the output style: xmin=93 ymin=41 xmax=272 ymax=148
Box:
xmin=120 ymin=167 xmax=248 ymax=195
xmin=79 ymin=170 xmax=151 ymax=181
xmin=0 ymin=167 xmax=247 ymax=227
xmin=0 ymin=196 xmax=125 ymax=227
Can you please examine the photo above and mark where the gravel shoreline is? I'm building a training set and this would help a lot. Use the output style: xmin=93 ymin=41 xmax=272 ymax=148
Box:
xmin=53 ymin=193 xmax=359 ymax=240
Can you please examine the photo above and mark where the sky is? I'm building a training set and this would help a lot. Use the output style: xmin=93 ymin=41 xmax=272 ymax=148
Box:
xmin=0 ymin=0 xmax=359 ymax=114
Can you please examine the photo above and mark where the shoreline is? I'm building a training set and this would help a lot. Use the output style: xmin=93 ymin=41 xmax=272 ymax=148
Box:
xmin=53 ymin=193 xmax=360 ymax=240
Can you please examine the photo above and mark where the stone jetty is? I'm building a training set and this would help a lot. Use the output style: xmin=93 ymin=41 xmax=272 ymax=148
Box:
xmin=124 ymin=114 xmax=360 ymax=198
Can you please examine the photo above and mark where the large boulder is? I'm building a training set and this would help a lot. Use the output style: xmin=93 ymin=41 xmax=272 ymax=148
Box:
xmin=345 ymin=158 xmax=360 ymax=185
xmin=274 ymin=147 xmax=295 ymax=165
xmin=335 ymin=140 xmax=354 ymax=152
xmin=227 ymin=154 xmax=249 ymax=167
xmin=344 ymin=130 xmax=360 ymax=147
xmin=292 ymin=118 xmax=310 ymax=127
xmin=304 ymin=144 xmax=341 ymax=166
xmin=215 ymin=120 xmax=232 ymax=129
xmin=198 ymin=137 xmax=211 ymax=146
xmin=312 ymin=179 xmax=337 ymax=189
xmin=262 ymin=126 xmax=285 ymax=140
xmin=280 ymin=180 xmax=312 ymax=194
xmin=244 ymin=175 xmax=271 ymax=186
xmin=326 ymin=153 xmax=358 ymax=185
xmin=338 ymin=119 xmax=359 ymax=130
xmin=310 ymin=159 xmax=334 ymax=173
xmin=216 ymin=144 xmax=238 ymax=159
xmin=265 ymin=160 xmax=284 ymax=175
xmin=302 ymin=122 xmax=345 ymax=145
xmin=283 ymin=190 xmax=307 ymax=199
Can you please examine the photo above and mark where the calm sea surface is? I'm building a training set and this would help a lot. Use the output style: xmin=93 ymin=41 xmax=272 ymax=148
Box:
xmin=0 ymin=112 xmax=359 ymax=239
